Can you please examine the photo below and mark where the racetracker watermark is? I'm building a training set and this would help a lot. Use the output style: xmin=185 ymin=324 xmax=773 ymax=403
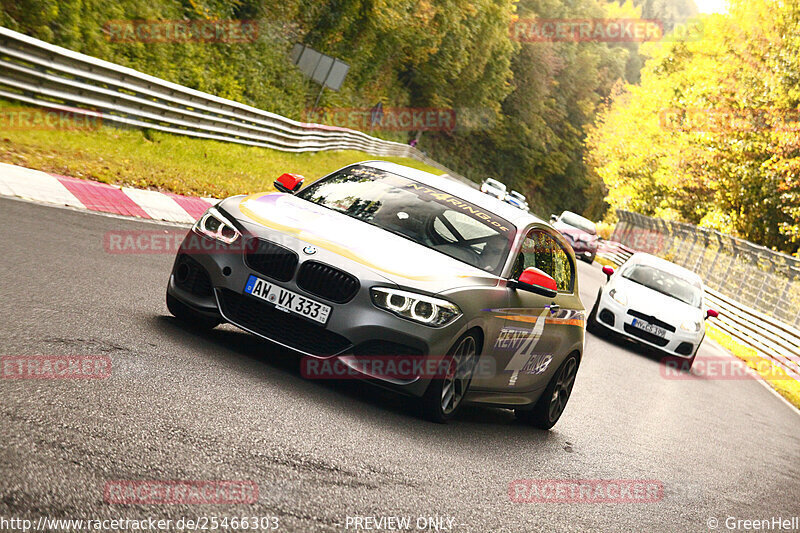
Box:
xmin=660 ymin=356 xmax=796 ymax=380
xmin=509 ymin=479 xmax=663 ymax=503
xmin=302 ymin=107 xmax=457 ymax=132
xmin=0 ymin=107 xmax=102 ymax=131
xmin=104 ymin=19 xmax=258 ymax=43
xmin=301 ymin=355 xmax=497 ymax=381
xmin=509 ymin=18 xmax=702 ymax=43
xmin=103 ymin=230 xmax=263 ymax=254
xmin=0 ymin=516 xmax=280 ymax=531
xmin=104 ymin=481 xmax=258 ymax=504
xmin=659 ymin=107 xmax=800 ymax=133
xmin=1 ymin=356 xmax=111 ymax=379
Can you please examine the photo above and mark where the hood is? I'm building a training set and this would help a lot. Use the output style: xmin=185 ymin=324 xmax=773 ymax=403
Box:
xmin=613 ymin=277 xmax=704 ymax=325
xmin=227 ymin=193 xmax=501 ymax=293
xmin=553 ymin=222 xmax=594 ymax=238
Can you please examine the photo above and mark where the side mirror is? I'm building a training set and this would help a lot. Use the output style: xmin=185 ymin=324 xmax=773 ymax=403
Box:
xmin=515 ymin=267 xmax=558 ymax=298
xmin=274 ymin=173 xmax=304 ymax=194
xmin=602 ymin=266 xmax=614 ymax=280
xmin=705 ymin=309 xmax=719 ymax=320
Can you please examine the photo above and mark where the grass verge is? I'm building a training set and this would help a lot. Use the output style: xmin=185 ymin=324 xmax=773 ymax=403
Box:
xmin=706 ymin=324 xmax=800 ymax=410
xmin=0 ymin=100 xmax=442 ymax=198
xmin=595 ymin=256 xmax=615 ymax=268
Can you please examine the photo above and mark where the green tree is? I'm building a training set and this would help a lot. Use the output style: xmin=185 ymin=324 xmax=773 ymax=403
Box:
xmin=587 ymin=0 xmax=800 ymax=254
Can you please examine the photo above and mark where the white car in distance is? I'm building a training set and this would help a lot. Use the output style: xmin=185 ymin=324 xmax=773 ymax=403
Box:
xmin=587 ymin=253 xmax=719 ymax=369
xmin=480 ymin=178 xmax=507 ymax=200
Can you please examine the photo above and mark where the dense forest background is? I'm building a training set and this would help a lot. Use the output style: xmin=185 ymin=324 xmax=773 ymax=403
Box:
xmin=6 ymin=0 xmax=797 ymax=256
xmin=587 ymin=0 xmax=800 ymax=254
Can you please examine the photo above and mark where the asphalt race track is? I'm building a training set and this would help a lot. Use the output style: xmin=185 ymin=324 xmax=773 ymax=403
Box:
xmin=2 ymin=196 xmax=799 ymax=532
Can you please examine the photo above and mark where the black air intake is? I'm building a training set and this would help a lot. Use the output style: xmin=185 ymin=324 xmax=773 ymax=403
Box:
xmin=244 ymin=238 xmax=298 ymax=282
xmin=296 ymin=261 xmax=359 ymax=303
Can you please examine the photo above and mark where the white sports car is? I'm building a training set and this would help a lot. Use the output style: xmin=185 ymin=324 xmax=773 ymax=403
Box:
xmin=587 ymin=253 xmax=719 ymax=368
xmin=480 ymin=178 xmax=507 ymax=200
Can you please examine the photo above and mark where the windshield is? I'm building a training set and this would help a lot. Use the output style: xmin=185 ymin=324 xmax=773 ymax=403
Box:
xmin=485 ymin=179 xmax=506 ymax=191
xmin=299 ymin=166 xmax=514 ymax=275
xmin=560 ymin=211 xmax=596 ymax=234
xmin=622 ymin=264 xmax=702 ymax=307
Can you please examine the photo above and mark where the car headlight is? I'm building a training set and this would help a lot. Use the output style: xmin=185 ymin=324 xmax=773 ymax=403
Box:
xmin=609 ymin=288 xmax=628 ymax=306
xmin=371 ymin=288 xmax=462 ymax=327
xmin=680 ymin=320 xmax=702 ymax=332
xmin=193 ymin=207 xmax=241 ymax=244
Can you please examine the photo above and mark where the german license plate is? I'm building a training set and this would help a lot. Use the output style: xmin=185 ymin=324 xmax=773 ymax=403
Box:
xmin=631 ymin=317 xmax=667 ymax=338
xmin=244 ymin=275 xmax=331 ymax=324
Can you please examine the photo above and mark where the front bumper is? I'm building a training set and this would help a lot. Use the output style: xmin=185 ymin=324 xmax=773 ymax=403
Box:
xmin=594 ymin=293 xmax=703 ymax=358
xmin=167 ymin=231 xmax=466 ymax=397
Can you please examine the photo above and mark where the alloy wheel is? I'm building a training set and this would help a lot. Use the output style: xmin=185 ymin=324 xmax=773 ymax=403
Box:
xmin=440 ymin=335 xmax=478 ymax=415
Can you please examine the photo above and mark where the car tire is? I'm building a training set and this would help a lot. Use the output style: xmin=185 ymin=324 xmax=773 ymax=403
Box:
xmin=586 ymin=292 xmax=603 ymax=336
xmin=421 ymin=331 xmax=480 ymax=423
xmin=515 ymin=353 xmax=579 ymax=430
xmin=166 ymin=292 xmax=220 ymax=330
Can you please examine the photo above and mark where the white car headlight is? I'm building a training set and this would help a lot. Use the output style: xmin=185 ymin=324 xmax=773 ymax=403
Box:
xmin=680 ymin=320 xmax=702 ymax=332
xmin=609 ymin=288 xmax=628 ymax=306
xmin=193 ymin=207 xmax=241 ymax=244
xmin=371 ymin=288 xmax=461 ymax=327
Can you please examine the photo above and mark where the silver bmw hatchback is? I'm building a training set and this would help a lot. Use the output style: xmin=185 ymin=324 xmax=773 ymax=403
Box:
xmin=166 ymin=161 xmax=585 ymax=427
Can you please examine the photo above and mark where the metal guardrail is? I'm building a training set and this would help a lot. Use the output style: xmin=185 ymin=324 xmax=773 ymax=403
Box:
xmin=597 ymin=229 xmax=800 ymax=381
xmin=611 ymin=210 xmax=800 ymax=328
xmin=0 ymin=26 xmax=472 ymax=185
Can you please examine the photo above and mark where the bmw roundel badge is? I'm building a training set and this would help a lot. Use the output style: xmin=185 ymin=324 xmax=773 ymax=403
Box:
xmin=303 ymin=245 xmax=317 ymax=255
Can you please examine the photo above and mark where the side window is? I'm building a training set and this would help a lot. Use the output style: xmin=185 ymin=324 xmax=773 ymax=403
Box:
xmin=515 ymin=229 xmax=574 ymax=292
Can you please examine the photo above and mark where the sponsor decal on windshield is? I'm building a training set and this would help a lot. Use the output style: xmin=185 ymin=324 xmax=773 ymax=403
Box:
xmin=403 ymin=182 xmax=512 ymax=235
xmin=337 ymin=167 xmax=514 ymax=236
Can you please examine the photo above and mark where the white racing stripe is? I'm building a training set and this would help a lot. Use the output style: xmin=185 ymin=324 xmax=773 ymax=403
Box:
xmin=121 ymin=186 xmax=196 ymax=223
xmin=0 ymin=162 xmax=85 ymax=208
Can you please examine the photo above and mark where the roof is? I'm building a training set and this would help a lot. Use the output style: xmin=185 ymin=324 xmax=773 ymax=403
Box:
xmin=358 ymin=160 xmax=544 ymax=229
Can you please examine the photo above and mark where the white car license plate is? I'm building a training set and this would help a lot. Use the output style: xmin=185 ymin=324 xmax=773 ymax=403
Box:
xmin=631 ymin=318 xmax=667 ymax=338
xmin=244 ymin=275 xmax=331 ymax=324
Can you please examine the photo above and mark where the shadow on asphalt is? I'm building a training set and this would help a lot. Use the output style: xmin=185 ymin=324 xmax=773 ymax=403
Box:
xmin=587 ymin=327 xmax=719 ymax=381
xmin=154 ymin=315 xmax=558 ymax=435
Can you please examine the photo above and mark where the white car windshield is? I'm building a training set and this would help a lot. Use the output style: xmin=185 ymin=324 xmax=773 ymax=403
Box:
xmin=299 ymin=166 xmax=515 ymax=275
xmin=485 ymin=179 xmax=506 ymax=191
xmin=622 ymin=264 xmax=702 ymax=307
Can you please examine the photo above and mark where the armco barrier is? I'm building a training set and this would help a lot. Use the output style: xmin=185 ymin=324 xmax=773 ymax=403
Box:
xmin=0 ymin=26 xmax=474 ymax=187
xmin=597 ymin=225 xmax=800 ymax=381
xmin=611 ymin=210 xmax=800 ymax=327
